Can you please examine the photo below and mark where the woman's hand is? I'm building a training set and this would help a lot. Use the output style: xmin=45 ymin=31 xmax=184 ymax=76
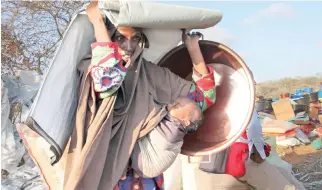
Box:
xmin=86 ymin=1 xmax=104 ymax=25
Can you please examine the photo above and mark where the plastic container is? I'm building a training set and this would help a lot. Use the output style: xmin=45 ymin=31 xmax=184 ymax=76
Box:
xmin=291 ymin=93 xmax=304 ymax=99
xmin=272 ymin=97 xmax=279 ymax=102
xmin=295 ymin=89 xmax=303 ymax=93
xmin=303 ymin=88 xmax=313 ymax=93
xmin=318 ymin=90 xmax=322 ymax=99
xmin=280 ymin=93 xmax=290 ymax=99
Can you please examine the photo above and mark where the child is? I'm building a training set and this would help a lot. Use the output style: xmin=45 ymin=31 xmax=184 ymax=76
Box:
xmin=116 ymin=97 xmax=203 ymax=189
xmin=131 ymin=96 xmax=203 ymax=178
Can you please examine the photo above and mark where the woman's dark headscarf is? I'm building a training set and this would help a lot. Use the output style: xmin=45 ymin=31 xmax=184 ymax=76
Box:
xmin=104 ymin=17 xmax=149 ymax=49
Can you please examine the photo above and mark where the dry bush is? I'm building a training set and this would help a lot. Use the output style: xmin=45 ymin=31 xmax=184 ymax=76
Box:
xmin=1 ymin=1 xmax=87 ymax=76
xmin=256 ymin=76 xmax=322 ymax=98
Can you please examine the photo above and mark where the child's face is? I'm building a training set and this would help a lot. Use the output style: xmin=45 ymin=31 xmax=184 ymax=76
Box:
xmin=167 ymin=97 xmax=201 ymax=126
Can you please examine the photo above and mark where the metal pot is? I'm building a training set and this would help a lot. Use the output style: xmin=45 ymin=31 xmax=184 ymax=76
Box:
xmin=293 ymin=96 xmax=310 ymax=106
xmin=306 ymin=92 xmax=318 ymax=103
xmin=292 ymin=104 xmax=309 ymax=113
xmin=264 ymin=99 xmax=273 ymax=110
xmin=255 ymin=101 xmax=265 ymax=112
xmin=158 ymin=40 xmax=255 ymax=156
xmin=256 ymin=99 xmax=273 ymax=112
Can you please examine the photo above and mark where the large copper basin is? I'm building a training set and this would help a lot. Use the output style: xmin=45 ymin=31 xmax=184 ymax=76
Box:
xmin=157 ymin=40 xmax=255 ymax=156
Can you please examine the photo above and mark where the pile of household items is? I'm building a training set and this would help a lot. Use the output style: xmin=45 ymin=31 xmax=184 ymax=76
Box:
xmin=256 ymin=84 xmax=322 ymax=151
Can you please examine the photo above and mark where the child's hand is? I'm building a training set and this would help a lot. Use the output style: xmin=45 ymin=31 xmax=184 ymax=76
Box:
xmin=87 ymin=0 xmax=111 ymax=42
xmin=86 ymin=1 xmax=104 ymax=25
xmin=182 ymin=31 xmax=203 ymax=50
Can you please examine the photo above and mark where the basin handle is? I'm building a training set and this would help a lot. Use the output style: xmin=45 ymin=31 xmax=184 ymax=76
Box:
xmin=181 ymin=29 xmax=204 ymax=42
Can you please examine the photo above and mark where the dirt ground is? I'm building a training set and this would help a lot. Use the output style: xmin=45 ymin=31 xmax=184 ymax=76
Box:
xmin=277 ymin=144 xmax=322 ymax=190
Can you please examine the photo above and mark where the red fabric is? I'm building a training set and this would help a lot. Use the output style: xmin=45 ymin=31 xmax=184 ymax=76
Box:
xmin=225 ymin=142 xmax=249 ymax=177
xmin=241 ymin=130 xmax=248 ymax=139
xmin=154 ymin=173 xmax=164 ymax=190
xmin=204 ymin=96 xmax=214 ymax=107
xmin=301 ymin=125 xmax=314 ymax=134
xmin=91 ymin=41 xmax=119 ymax=49
xmin=264 ymin=143 xmax=271 ymax=157
xmin=263 ymin=129 xmax=297 ymax=137
xmin=187 ymin=65 xmax=216 ymax=110
xmin=195 ymin=78 xmax=215 ymax=91
xmin=193 ymin=66 xmax=215 ymax=91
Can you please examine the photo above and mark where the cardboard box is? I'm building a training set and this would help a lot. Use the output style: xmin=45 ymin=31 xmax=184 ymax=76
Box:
xmin=310 ymin=102 xmax=320 ymax=108
xmin=272 ymin=98 xmax=295 ymax=121
xmin=309 ymin=107 xmax=319 ymax=118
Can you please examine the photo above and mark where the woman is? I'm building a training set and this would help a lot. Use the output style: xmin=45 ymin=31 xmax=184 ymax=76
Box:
xmin=64 ymin=2 xmax=216 ymax=189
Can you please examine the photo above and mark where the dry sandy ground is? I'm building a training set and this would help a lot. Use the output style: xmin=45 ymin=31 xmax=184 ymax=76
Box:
xmin=169 ymin=144 xmax=322 ymax=190
xmin=278 ymin=144 xmax=322 ymax=190
xmin=2 ymin=143 xmax=320 ymax=190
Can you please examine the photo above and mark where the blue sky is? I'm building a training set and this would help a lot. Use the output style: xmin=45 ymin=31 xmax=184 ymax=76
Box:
xmin=159 ymin=1 xmax=322 ymax=82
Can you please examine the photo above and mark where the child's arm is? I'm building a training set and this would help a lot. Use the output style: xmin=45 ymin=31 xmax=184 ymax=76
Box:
xmin=87 ymin=1 xmax=111 ymax=42
xmin=183 ymin=32 xmax=209 ymax=75
xmin=86 ymin=2 xmax=126 ymax=99
xmin=184 ymin=32 xmax=216 ymax=111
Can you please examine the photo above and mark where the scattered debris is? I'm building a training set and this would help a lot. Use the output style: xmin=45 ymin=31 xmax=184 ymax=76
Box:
xmin=261 ymin=86 xmax=322 ymax=190
xmin=292 ymin=152 xmax=322 ymax=190
xmin=1 ymin=72 xmax=45 ymax=189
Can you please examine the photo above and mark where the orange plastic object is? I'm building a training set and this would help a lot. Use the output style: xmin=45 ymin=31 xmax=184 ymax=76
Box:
xmin=158 ymin=40 xmax=255 ymax=156
xmin=280 ymin=93 xmax=290 ymax=99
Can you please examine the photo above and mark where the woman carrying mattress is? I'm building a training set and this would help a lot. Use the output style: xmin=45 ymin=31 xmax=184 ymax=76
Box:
xmin=64 ymin=1 xmax=217 ymax=190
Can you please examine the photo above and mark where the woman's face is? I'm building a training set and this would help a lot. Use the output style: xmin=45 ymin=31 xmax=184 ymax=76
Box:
xmin=112 ymin=27 xmax=143 ymax=62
